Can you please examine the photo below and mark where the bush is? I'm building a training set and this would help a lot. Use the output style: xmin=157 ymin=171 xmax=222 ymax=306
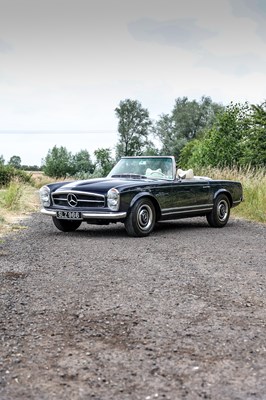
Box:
xmin=0 ymin=165 xmax=32 ymax=187
xmin=0 ymin=165 xmax=14 ymax=186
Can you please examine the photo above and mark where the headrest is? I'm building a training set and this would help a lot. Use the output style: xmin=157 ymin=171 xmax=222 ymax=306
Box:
xmin=177 ymin=168 xmax=194 ymax=179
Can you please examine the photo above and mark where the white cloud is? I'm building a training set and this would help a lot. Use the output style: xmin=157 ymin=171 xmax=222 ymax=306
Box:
xmin=128 ymin=18 xmax=215 ymax=50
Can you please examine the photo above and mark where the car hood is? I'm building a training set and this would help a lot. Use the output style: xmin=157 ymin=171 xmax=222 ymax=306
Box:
xmin=53 ymin=177 xmax=154 ymax=194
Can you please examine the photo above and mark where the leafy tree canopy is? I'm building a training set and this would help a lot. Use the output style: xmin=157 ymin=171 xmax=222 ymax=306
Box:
xmin=43 ymin=146 xmax=73 ymax=178
xmin=115 ymin=99 xmax=152 ymax=158
xmin=71 ymin=149 xmax=95 ymax=176
xmin=8 ymin=155 xmax=22 ymax=169
xmin=179 ymin=101 xmax=266 ymax=168
xmin=246 ymin=102 xmax=266 ymax=166
xmin=94 ymin=148 xmax=115 ymax=177
xmin=155 ymin=96 xmax=224 ymax=159
xmin=43 ymin=146 xmax=98 ymax=178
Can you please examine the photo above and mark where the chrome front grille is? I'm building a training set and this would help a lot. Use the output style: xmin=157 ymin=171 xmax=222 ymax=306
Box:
xmin=52 ymin=191 xmax=105 ymax=208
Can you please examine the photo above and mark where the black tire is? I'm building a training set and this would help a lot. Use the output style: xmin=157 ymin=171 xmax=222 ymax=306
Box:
xmin=52 ymin=217 xmax=82 ymax=232
xmin=125 ymin=198 xmax=156 ymax=237
xmin=206 ymin=194 xmax=230 ymax=228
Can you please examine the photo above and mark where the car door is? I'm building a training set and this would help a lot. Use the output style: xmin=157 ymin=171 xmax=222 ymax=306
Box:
xmin=159 ymin=179 xmax=212 ymax=219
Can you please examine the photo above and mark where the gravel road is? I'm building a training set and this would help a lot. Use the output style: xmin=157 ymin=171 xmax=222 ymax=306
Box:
xmin=0 ymin=213 xmax=265 ymax=400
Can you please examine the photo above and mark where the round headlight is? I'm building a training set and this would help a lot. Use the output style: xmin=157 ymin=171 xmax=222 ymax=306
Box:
xmin=107 ymin=188 xmax=120 ymax=211
xmin=39 ymin=186 xmax=51 ymax=207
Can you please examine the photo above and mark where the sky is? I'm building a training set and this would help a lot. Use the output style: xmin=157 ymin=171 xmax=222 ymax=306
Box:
xmin=0 ymin=0 xmax=266 ymax=166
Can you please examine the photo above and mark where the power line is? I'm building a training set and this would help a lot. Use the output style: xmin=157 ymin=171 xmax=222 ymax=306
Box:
xmin=0 ymin=130 xmax=117 ymax=134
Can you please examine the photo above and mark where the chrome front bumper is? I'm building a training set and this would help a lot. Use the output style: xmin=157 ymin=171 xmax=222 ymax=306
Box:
xmin=40 ymin=208 xmax=127 ymax=220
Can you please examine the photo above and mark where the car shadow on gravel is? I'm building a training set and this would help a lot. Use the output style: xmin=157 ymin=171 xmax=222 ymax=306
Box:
xmin=44 ymin=217 xmax=226 ymax=239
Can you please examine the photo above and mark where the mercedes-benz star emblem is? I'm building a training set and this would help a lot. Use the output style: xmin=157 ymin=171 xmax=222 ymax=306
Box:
xmin=67 ymin=193 xmax=78 ymax=207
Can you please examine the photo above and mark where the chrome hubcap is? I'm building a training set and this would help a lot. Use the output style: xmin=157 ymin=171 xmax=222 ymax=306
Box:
xmin=137 ymin=205 xmax=153 ymax=230
xmin=218 ymin=200 xmax=228 ymax=221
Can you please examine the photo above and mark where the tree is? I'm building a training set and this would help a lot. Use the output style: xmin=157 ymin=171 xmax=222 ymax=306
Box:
xmin=245 ymin=102 xmax=266 ymax=166
xmin=71 ymin=149 xmax=95 ymax=175
xmin=8 ymin=155 xmax=21 ymax=169
xmin=115 ymin=99 xmax=152 ymax=158
xmin=94 ymin=148 xmax=115 ymax=176
xmin=20 ymin=164 xmax=41 ymax=171
xmin=155 ymin=96 xmax=224 ymax=159
xmin=154 ymin=113 xmax=187 ymax=157
xmin=172 ymin=96 xmax=223 ymax=140
xmin=142 ymin=143 xmax=160 ymax=156
xmin=179 ymin=102 xmax=251 ymax=168
xmin=0 ymin=155 xmax=4 ymax=165
xmin=43 ymin=146 xmax=73 ymax=178
xmin=178 ymin=139 xmax=202 ymax=168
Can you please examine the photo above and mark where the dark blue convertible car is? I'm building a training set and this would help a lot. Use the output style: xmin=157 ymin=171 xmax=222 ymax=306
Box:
xmin=39 ymin=156 xmax=243 ymax=237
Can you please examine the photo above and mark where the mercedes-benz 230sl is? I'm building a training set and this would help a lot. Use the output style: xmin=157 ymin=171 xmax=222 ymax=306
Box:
xmin=40 ymin=156 xmax=243 ymax=237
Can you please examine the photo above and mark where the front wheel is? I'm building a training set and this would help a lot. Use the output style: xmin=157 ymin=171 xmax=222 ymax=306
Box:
xmin=125 ymin=198 xmax=156 ymax=237
xmin=206 ymin=194 xmax=230 ymax=228
xmin=52 ymin=217 xmax=82 ymax=232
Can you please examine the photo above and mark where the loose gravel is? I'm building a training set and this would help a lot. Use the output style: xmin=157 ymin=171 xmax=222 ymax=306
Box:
xmin=0 ymin=213 xmax=265 ymax=400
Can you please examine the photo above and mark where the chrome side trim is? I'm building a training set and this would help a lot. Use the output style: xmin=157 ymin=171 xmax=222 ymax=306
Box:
xmin=161 ymin=205 xmax=213 ymax=216
xmin=41 ymin=208 xmax=127 ymax=220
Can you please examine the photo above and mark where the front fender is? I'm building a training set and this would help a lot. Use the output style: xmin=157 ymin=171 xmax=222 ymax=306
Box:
xmin=128 ymin=192 xmax=161 ymax=220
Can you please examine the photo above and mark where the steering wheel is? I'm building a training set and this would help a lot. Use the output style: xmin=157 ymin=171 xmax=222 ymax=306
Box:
xmin=149 ymin=170 xmax=166 ymax=177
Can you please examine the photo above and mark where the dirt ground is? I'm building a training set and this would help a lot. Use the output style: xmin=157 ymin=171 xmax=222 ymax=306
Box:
xmin=0 ymin=213 xmax=265 ymax=399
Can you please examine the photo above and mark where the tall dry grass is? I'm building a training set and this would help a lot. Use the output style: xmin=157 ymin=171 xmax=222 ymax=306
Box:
xmin=199 ymin=166 xmax=266 ymax=223
xmin=2 ymin=180 xmax=23 ymax=210
xmin=0 ymin=172 xmax=72 ymax=236
xmin=0 ymin=181 xmax=40 ymax=236
xmin=30 ymin=171 xmax=71 ymax=189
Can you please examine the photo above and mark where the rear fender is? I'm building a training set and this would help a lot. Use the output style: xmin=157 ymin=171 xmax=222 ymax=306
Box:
xmin=213 ymin=189 xmax=233 ymax=207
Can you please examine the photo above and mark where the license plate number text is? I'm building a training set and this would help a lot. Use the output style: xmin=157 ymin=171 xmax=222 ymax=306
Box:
xmin=56 ymin=211 xmax=82 ymax=219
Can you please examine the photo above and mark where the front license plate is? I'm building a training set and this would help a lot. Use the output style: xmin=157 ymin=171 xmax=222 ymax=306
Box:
xmin=56 ymin=211 xmax=82 ymax=219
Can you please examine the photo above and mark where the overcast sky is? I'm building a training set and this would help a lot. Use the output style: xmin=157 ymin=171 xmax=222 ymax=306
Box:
xmin=0 ymin=0 xmax=266 ymax=166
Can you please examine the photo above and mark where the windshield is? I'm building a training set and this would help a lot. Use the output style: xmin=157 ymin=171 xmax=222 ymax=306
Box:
xmin=107 ymin=157 xmax=175 ymax=180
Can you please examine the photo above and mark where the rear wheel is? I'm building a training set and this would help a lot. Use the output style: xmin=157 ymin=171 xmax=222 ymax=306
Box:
xmin=206 ymin=194 xmax=230 ymax=228
xmin=52 ymin=217 xmax=82 ymax=232
xmin=125 ymin=198 xmax=156 ymax=237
